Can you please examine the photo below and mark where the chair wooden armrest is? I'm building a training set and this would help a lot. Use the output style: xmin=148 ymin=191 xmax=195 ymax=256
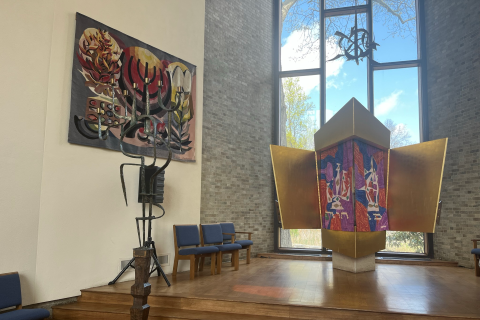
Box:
xmin=472 ymin=239 xmax=480 ymax=248
xmin=223 ymin=232 xmax=235 ymax=242
xmin=235 ymin=231 xmax=253 ymax=240
xmin=472 ymin=239 xmax=480 ymax=277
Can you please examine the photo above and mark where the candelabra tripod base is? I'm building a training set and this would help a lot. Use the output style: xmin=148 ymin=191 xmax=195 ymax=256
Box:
xmin=108 ymin=241 xmax=171 ymax=287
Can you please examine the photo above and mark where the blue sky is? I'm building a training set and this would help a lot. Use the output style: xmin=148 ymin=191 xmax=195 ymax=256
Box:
xmin=281 ymin=6 xmax=420 ymax=144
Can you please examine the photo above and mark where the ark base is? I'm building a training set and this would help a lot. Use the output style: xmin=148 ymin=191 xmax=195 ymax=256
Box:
xmin=332 ymin=252 xmax=375 ymax=273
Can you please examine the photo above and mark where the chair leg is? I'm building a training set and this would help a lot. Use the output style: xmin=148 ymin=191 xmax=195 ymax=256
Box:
xmin=195 ymin=257 xmax=200 ymax=273
xmin=217 ymin=252 xmax=222 ymax=274
xmin=247 ymin=246 xmax=251 ymax=264
xmin=234 ymin=250 xmax=239 ymax=271
xmin=172 ymin=255 xmax=179 ymax=277
xmin=231 ymin=254 xmax=234 ymax=267
xmin=200 ymin=257 xmax=205 ymax=271
xmin=210 ymin=253 xmax=216 ymax=275
xmin=475 ymin=255 xmax=480 ymax=277
xmin=190 ymin=257 xmax=195 ymax=280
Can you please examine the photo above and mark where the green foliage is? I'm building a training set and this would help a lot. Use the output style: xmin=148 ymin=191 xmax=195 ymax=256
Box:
xmin=285 ymin=229 xmax=425 ymax=252
xmin=283 ymin=77 xmax=317 ymax=150
xmin=386 ymin=231 xmax=424 ymax=253
xmin=288 ymin=229 xmax=322 ymax=248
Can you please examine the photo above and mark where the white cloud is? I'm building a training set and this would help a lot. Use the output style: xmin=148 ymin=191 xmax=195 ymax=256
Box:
xmin=281 ymin=30 xmax=344 ymax=94
xmin=325 ymin=38 xmax=344 ymax=79
xmin=326 ymin=109 xmax=334 ymax=122
xmin=376 ymin=90 xmax=403 ymax=116
xmin=281 ymin=29 xmax=319 ymax=71
xmin=326 ymin=79 xmax=338 ymax=89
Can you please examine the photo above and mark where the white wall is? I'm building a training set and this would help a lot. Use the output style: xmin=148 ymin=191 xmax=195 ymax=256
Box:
xmin=0 ymin=0 xmax=54 ymax=306
xmin=0 ymin=0 xmax=205 ymax=305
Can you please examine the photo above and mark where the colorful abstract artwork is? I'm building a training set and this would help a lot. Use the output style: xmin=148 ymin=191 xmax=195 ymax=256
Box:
xmin=68 ymin=13 xmax=197 ymax=161
xmin=319 ymin=140 xmax=354 ymax=231
xmin=354 ymin=140 xmax=389 ymax=232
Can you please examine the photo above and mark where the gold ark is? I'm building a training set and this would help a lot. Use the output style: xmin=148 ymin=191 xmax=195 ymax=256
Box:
xmin=271 ymin=98 xmax=447 ymax=259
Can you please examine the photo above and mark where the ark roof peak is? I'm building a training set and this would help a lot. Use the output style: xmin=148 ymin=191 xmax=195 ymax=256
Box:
xmin=314 ymin=98 xmax=390 ymax=151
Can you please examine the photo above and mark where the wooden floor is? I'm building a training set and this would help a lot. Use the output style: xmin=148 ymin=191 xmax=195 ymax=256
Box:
xmin=53 ymin=258 xmax=480 ymax=319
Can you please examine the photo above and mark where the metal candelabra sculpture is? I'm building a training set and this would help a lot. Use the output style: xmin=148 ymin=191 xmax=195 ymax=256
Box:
xmin=328 ymin=0 xmax=379 ymax=65
xmin=91 ymin=74 xmax=181 ymax=287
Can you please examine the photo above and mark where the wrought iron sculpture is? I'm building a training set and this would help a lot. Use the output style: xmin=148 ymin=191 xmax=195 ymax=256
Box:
xmin=89 ymin=69 xmax=182 ymax=286
xmin=328 ymin=6 xmax=379 ymax=65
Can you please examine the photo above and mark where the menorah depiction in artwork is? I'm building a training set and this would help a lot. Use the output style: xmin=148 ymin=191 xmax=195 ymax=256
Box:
xmin=69 ymin=13 xmax=197 ymax=162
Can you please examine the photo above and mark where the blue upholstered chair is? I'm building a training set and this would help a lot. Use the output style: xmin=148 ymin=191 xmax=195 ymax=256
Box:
xmin=0 ymin=272 xmax=49 ymax=320
xmin=200 ymin=224 xmax=242 ymax=274
xmin=220 ymin=222 xmax=254 ymax=264
xmin=173 ymin=225 xmax=219 ymax=280
xmin=472 ymin=239 xmax=480 ymax=277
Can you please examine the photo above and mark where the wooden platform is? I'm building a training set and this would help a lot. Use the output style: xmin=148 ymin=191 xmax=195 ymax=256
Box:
xmin=53 ymin=258 xmax=480 ymax=319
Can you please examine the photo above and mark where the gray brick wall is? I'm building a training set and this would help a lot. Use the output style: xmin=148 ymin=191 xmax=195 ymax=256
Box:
xmin=425 ymin=0 xmax=480 ymax=268
xmin=201 ymin=0 xmax=275 ymax=259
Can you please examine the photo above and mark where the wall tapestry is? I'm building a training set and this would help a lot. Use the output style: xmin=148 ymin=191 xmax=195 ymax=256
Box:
xmin=68 ymin=13 xmax=197 ymax=161
xmin=319 ymin=140 xmax=354 ymax=231
xmin=354 ymin=140 xmax=389 ymax=231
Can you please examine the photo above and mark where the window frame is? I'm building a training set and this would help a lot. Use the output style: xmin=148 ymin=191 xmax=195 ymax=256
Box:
xmin=273 ymin=0 xmax=433 ymax=258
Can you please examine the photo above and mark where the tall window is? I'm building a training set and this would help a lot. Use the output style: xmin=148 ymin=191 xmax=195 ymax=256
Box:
xmin=275 ymin=0 xmax=429 ymax=255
